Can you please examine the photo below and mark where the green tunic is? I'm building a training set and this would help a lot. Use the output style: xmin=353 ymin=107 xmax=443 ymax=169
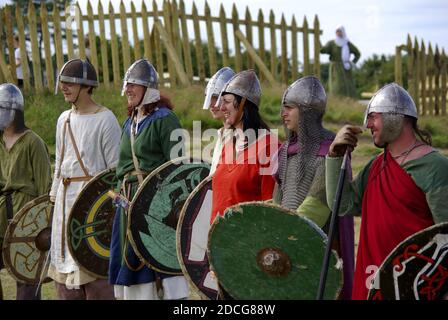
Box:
xmin=326 ymin=151 xmax=448 ymax=223
xmin=320 ymin=40 xmax=360 ymax=98
xmin=0 ymin=130 xmax=52 ymax=247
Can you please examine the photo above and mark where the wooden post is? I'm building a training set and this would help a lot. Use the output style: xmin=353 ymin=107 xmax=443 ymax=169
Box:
xmin=192 ymin=2 xmax=205 ymax=82
xmin=395 ymin=46 xmax=403 ymax=86
xmin=413 ymin=37 xmax=420 ymax=112
xmin=205 ymin=1 xmax=217 ymax=75
xmin=245 ymin=7 xmax=254 ymax=70
xmin=141 ymin=1 xmax=153 ymax=62
xmin=76 ymin=3 xmax=86 ymax=60
xmin=406 ymin=35 xmax=414 ymax=100
xmin=441 ymin=50 xmax=447 ymax=116
xmin=65 ymin=3 xmax=75 ymax=60
xmin=313 ymin=15 xmax=321 ymax=79
xmin=232 ymin=4 xmax=242 ymax=72
xmin=291 ymin=15 xmax=298 ymax=81
xmin=302 ymin=16 xmax=310 ymax=76
xmin=109 ymin=2 xmax=121 ymax=88
xmin=179 ymin=0 xmax=193 ymax=80
xmin=4 ymin=6 xmax=17 ymax=84
xmin=280 ymin=14 xmax=288 ymax=84
xmin=15 ymin=5 xmax=30 ymax=92
xmin=235 ymin=29 xmax=277 ymax=87
xmin=120 ymin=0 xmax=131 ymax=72
xmin=155 ymin=21 xmax=190 ymax=86
xmin=152 ymin=0 xmax=165 ymax=87
xmin=269 ymin=10 xmax=277 ymax=80
xmin=28 ymin=2 xmax=43 ymax=92
xmin=131 ymin=1 xmax=141 ymax=61
xmin=87 ymin=1 xmax=99 ymax=73
xmin=257 ymin=9 xmax=265 ymax=82
xmin=420 ymin=41 xmax=426 ymax=115
xmin=427 ymin=42 xmax=434 ymax=115
xmin=219 ymin=4 xmax=230 ymax=68
xmin=434 ymin=46 xmax=441 ymax=116
xmin=171 ymin=0 xmax=184 ymax=67
xmin=98 ymin=1 xmax=110 ymax=88
xmin=163 ymin=0 xmax=177 ymax=86
xmin=41 ymin=4 xmax=55 ymax=90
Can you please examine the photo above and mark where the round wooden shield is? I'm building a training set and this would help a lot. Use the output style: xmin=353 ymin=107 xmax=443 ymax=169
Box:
xmin=129 ymin=157 xmax=210 ymax=274
xmin=2 ymin=195 xmax=53 ymax=284
xmin=176 ymin=176 xmax=219 ymax=299
xmin=368 ymin=222 xmax=448 ymax=300
xmin=67 ymin=168 xmax=118 ymax=279
xmin=208 ymin=202 xmax=343 ymax=300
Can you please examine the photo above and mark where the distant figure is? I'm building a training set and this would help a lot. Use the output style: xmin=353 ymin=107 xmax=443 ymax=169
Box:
xmin=13 ymin=35 xmax=23 ymax=88
xmin=321 ymin=25 xmax=360 ymax=98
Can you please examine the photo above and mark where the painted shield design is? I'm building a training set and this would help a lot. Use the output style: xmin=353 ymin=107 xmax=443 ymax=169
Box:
xmin=129 ymin=157 xmax=210 ymax=274
xmin=2 ymin=195 xmax=53 ymax=284
xmin=177 ymin=177 xmax=219 ymax=299
xmin=67 ymin=168 xmax=118 ymax=279
xmin=207 ymin=202 xmax=343 ymax=299
xmin=368 ymin=222 xmax=448 ymax=300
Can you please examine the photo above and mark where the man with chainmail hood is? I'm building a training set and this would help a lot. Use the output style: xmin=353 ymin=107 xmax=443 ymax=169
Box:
xmin=326 ymin=83 xmax=448 ymax=299
xmin=273 ymin=76 xmax=354 ymax=299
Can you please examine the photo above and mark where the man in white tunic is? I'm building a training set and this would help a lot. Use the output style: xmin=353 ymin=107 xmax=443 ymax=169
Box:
xmin=48 ymin=59 xmax=121 ymax=299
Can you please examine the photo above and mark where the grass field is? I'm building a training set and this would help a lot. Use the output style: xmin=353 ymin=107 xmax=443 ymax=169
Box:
xmin=2 ymin=85 xmax=447 ymax=299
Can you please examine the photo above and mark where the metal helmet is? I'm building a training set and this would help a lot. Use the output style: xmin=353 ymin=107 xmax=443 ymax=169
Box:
xmin=0 ymin=83 xmax=24 ymax=130
xmin=219 ymin=70 xmax=261 ymax=107
xmin=122 ymin=59 xmax=160 ymax=108
xmin=282 ymin=76 xmax=327 ymax=114
xmin=55 ymin=59 xmax=98 ymax=94
xmin=203 ymin=67 xmax=235 ymax=110
xmin=363 ymin=83 xmax=417 ymax=126
xmin=122 ymin=59 xmax=158 ymax=95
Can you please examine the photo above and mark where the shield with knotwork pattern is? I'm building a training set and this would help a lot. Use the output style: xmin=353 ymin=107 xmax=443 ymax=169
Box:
xmin=368 ymin=222 xmax=448 ymax=300
xmin=2 ymin=195 xmax=53 ymax=284
xmin=67 ymin=168 xmax=118 ymax=279
xmin=129 ymin=157 xmax=210 ymax=275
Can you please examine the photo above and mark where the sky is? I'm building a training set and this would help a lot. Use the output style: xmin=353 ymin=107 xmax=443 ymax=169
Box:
xmin=1 ymin=0 xmax=447 ymax=65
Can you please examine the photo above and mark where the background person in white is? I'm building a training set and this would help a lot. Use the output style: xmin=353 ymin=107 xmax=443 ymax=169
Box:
xmin=49 ymin=59 xmax=121 ymax=299
xmin=13 ymin=35 xmax=23 ymax=88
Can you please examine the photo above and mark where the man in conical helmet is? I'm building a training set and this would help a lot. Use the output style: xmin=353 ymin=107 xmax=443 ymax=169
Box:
xmin=202 ymin=67 xmax=235 ymax=175
xmin=326 ymin=83 xmax=448 ymax=299
xmin=49 ymin=59 xmax=121 ymax=299
xmin=108 ymin=59 xmax=188 ymax=300
xmin=0 ymin=83 xmax=51 ymax=300
xmin=210 ymin=70 xmax=278 ymax=224
xmin=272 ymin=76 xmax=354 ymax=299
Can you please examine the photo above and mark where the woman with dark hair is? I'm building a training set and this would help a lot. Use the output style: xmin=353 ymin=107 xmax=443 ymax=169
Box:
xmin=108 ymin=59 xmax=188 ymax=300
xmin=210 ymin=70 xmax=278 ymax=223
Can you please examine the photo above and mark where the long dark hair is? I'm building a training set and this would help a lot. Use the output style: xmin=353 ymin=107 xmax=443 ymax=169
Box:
xmin=408 ymin=116 xmax=432 ymax=146
xmin=127 ymin=94 xmax=174 ymax=116
xmin=233 ymin=95 xmax=270 ymax=136
xmin=11 ymin=110 xmax=28 ymax=133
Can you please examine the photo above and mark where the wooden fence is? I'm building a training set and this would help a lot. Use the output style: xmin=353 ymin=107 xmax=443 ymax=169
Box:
xmin=395 ymin=35 xmax=447 ymax=116
xmin=0 ymin=0 xmax=322 ymax=93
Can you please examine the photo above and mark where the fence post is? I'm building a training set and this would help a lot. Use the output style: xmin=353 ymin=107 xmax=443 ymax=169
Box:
xmin=219 ymin=4 xmax=230 ymax=68
xmin=205 ymin=1 xmax=217 ymax=75
xmin=87 ymin=1 xmax=99 ymax=73
xmin=76 ymin=3 xmax=86 ymax=60
xmin=15 ymin=5 xmax=31 ymax=92
xmin=65 ymin=3 xmax=75 ymax=60
xmin=245 ymin=7 xmax=254 ymax=70
xmin=141 ymin=1 xmax=153 ymax=63
xmin=109 ymin=2 xmax=121 ymax=88
xmin=257 ymin=9 xmax=265 ymax=82
xmin=192 ymin=2 xmax=205 ymax=82
xmin=434 ymin=46 xmax=441 ymax=116
xmin=406 ymin=35 xmax=415 ymax=102
xmin=302 ymin=16 xmax=310 ymax=76
xmin=280 ymin=14 xmax=288 ymax=85
xmin=395 ymin=46 xmax=403 ymax=86
xmin=427 ymin=42 xmax=434 ymax=115
xmin=131 ymin=1 xmax=141 ymax=61
xmin=179 ymin=0 xmax=193 ymax=80
xmin=120 ymin=0 xmax=131 ymax=72
xmin=171 ymin=0 xmax=184 ymax=68
xmin=41 ymin=4 xmax=55 ymax=91
xmin=98 ymin=1 xmax=110 ymax=89
xmin=152 ymin=0 xmax=165 ymax=87
xmin=232 ymin=4 xmax=242 ymax=72
xmin=269 ymin=10 xmax=277 ymax=80
xmin=441 ymin=50 xmax=447 ymax=116
xmin=163 ymin=0 xmax=177 ymax=86
xmin=420 ymin=41 xmax=426 ymax=115
xmin=313 ymin=15 xmax=321 ymax=79
xmin=4 ymin=6 xmax=17 ymax=84
xmin=29 ymin=2 xmax=43 ymax=92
